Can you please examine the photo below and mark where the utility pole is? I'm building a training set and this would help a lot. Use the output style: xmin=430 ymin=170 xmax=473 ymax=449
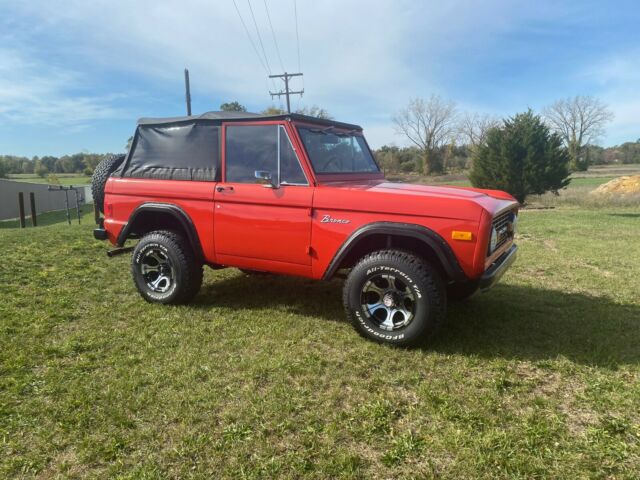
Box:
xmin=269 ymin=72 xmax=304 ymax=113
xmin=184 ymin=68 xmax=192 ymax=116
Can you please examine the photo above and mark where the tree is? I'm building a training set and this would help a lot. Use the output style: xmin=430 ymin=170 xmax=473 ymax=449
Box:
xmin=296 ymin=105 xmax=332 ymax=119
xmin=34 ymin=160 xmax=49 ymax=177
xmin=0 ymin=160 xmax=6 ymax=179
xmin=219 ymin=101 xmax=247 ymax=112
xmin=375 ymin=145 xmax=401 ymax=173
xmin=262 ymin=106 xmax=286 ymax=115
xmin=543 ymin=95 xmax=613 ymax=171
xmin=458 ymin=112 xmax=500 ymax=149
xmin=262 ymin=105 xmax=332 ymax=119
xmin=469 ymin=110 xmax=570 ymax=204
xmin=393 ymin=95 xmax=457 ymax=174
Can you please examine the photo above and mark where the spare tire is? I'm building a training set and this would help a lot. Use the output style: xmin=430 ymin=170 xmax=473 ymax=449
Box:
xmin=92 ymin=154 xmax=125 ymax=214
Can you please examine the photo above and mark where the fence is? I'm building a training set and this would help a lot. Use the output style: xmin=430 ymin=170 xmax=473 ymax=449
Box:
xmin=0 ymin=179 xmax=90 ymax=221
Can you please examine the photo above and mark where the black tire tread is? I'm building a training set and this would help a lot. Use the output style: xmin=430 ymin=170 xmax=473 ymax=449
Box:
xmin=343 ymin=249 xmax=447 ymax=346
xmin=91 ymin=154 xmax=125 ymax=214
xmin=132 ymin=230 xmax=203 ymax=305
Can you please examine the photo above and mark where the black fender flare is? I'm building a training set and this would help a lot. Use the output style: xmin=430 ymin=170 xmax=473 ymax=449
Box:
xmin=117 ymin=203 xmax=204 ymax=262
xmin=322 ymin=221 xmax=467 ymax=282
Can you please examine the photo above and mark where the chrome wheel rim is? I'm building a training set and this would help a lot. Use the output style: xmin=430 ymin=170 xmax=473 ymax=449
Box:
xmin=360 ymin=274 xmax=416 ymax=331
xmin=140 ymin=248 xmax=174 ymax=293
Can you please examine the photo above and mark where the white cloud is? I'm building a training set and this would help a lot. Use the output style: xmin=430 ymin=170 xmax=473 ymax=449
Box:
xmin=1 ymin=0 xmax=638 ymax=149
xmin=0 ymin=0 xmax=534 ymax=141
xmin=580 ymin=51 xmax=640 ymax=144
xmin=0 ymin=47 xmax=129 ymax=127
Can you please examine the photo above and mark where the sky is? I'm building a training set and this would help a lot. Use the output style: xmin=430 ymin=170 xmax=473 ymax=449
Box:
xmin=0 ymin=0 xmax=639 ymax=157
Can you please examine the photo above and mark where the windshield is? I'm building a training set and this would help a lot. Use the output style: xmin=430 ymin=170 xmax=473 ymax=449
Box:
xmin=297 ymin=127 xmax=380 ymax=174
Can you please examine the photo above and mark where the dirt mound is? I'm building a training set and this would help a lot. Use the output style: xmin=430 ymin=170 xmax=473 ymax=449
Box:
xmin=591 ymin=175 xmax=640 ymax=195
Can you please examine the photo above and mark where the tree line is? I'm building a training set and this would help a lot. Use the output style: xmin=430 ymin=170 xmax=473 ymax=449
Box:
xmin=385 ymin=94 xmax=626 ymax=175
xmin=0 ymin=153 xmax=117 ymax=179
xmin=373 ymin=138 xmax=640 ymax=176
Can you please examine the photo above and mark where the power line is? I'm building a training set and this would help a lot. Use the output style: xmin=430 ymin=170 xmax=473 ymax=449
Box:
xmin=231 ymin=0 xmax=269 ymax=75
xmin=246 ymin=0 xmax=272 ymax=75
xmin=263 ymin=0 xmax=285 ymax=72
xmin=293 ymin=0 xmax=302 ymax=75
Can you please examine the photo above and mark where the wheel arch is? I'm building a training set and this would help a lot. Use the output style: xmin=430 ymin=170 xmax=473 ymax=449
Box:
xmin=322 ymin=222 xmax=467 ymax=282
xmin=117 ymin=203 xmax=204 ymax=262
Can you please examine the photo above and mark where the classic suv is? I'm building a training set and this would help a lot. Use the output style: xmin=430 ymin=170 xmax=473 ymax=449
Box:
xmin=92 ymin=111 xmax=518 ymax=346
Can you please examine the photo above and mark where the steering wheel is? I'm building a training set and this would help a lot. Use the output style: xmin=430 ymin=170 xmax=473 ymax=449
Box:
xmin=319 ymin=155 xmax=341 ymax=172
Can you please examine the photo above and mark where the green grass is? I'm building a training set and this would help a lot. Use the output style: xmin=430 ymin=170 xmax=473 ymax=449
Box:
xmin=0 ymin=208 xmax=89 ymax=229
xmin=6 ymin=174 xmax=91 ymax=186
xmin=1 ymin=207 xmax=639 ymax=478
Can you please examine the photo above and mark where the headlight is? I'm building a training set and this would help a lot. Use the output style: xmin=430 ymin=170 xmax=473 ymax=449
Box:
xmin=489 ymin=227 xmax=498 ymax=253
xmin=511 ymin=213 xmax=518 ymax=234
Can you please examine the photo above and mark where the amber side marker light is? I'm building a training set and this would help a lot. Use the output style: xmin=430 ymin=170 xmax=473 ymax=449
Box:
xmin=452 ymin=231 xmax=473 ymax=241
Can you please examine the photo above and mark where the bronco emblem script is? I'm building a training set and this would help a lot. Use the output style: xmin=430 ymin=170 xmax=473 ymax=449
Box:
xmin=321 ymin=215 xmax=350 ymax=224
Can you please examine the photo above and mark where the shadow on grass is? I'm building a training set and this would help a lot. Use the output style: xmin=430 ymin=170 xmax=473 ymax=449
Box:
xmin=608 ymin=213 xmax=640 ymax=218
xmin=195 ymin=273 xmax=639 ymax=367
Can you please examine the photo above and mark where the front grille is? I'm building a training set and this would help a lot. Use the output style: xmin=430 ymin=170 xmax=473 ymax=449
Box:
xmin=490 ymin=209 xmax=515 ymax=254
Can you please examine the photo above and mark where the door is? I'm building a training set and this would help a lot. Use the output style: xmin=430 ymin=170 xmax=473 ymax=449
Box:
xmin=214 ymin=123 xmax=313 ymax=270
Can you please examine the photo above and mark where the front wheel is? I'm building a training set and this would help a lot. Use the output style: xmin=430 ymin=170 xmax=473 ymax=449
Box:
xmin=131 ymin=230 xmax=203 ymax=304
xmin=343 ymin=250 xmax=447 ymax=346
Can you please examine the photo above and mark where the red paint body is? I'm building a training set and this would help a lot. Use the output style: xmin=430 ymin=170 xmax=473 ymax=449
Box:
xmin=103 ymin=119 xmax=518 ymax=280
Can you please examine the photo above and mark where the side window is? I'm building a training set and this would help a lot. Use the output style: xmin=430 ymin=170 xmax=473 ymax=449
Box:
xmin=226 ymin=125 xmax=277 ymax=183
xmin=225 ymin=124 xmax=307 ymax=185
xmin=279 ymin=126 xmax=307 ymax=185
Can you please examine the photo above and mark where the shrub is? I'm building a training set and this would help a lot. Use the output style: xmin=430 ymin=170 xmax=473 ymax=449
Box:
xmin=469 ymin=110 xmax=570 ymax=203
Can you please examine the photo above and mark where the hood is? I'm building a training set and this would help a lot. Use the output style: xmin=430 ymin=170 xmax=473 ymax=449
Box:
xmin=313 ymin=180 xmax=517 ymax=221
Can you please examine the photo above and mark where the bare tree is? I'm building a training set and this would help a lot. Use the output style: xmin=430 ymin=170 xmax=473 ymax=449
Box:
xmin=543 ymin=95 xmax=613 ymax=170
xmin=393 ymin=96 xmax=457 ymax=174
xmin=458 ymin=112 xmax=500 ymax=149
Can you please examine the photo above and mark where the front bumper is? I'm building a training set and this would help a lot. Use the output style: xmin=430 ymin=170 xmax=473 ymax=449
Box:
xmin=93 ymin=228 xmax=108 ymax=241
xmin=479 ymin=244 xmax=517 ymax=291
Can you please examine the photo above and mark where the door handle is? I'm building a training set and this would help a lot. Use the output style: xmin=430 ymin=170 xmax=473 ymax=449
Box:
xmin=216 ymin=186 xmax=234 ymax=192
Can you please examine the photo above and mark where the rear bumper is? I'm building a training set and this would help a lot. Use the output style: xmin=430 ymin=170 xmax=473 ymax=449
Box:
xmin=479 ymin=245 xmax=517 ymax=291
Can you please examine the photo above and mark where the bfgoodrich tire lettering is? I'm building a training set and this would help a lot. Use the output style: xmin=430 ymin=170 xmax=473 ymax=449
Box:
xmin=131 ymin=230 xmax=203 ymax=305
xmin=343 ymin=250 xmax=446 ymax=346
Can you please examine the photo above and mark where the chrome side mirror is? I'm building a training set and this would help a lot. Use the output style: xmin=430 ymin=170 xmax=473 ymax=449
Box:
xmin=254 ymin=170 xmax=278 ymax=188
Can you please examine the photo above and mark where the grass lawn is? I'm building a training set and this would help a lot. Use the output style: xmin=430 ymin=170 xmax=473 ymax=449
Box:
xmin=0 ymin=208 xmax=88 ymax=230
xmin=1 ymin=206 xmax=639 ymax=478
xmin=6 ymin=174 xmax=91 ymax=186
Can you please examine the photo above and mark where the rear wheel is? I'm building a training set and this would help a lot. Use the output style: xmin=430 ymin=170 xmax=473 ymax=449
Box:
xmin=131 ymin=230 xmax=203 ymax=304
xmin=343 ymin=250 xmax=446 ymax=346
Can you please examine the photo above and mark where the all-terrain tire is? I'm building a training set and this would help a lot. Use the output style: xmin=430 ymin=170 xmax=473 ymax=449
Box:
xmin=343 ymin=250 xmax=447 ymax=346
xmin=447 ymin=280 xmax=480 ymax=302
xmin=131 ymin=230 xmax=203 ymax=305
xmin=91 ymin=154 xmax=125 ymax=214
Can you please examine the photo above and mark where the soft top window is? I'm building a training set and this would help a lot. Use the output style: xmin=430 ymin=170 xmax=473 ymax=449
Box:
xmin=297 ymin=127 xmax=379 ymax=174
xmin=121 ymin=122 xmax=219 ymax=181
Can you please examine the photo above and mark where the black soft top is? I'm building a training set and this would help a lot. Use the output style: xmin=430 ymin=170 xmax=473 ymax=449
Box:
xmin=119 ymin=111 xmax=363 ymax=183
xmin=137 ymin=111 xmax=362 ymax=131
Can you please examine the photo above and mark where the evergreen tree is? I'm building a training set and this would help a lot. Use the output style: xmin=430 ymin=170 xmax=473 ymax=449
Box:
xmin=469 ymin=110 xmax=570 ymax=204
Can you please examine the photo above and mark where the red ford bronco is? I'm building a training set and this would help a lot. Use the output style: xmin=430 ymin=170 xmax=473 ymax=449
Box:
xmin=92 ymin=111 xmax=518 ymax=346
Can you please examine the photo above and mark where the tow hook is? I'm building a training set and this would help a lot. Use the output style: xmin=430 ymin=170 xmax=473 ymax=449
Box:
xmin=107 ymin=246 xmax=134 ymax=258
